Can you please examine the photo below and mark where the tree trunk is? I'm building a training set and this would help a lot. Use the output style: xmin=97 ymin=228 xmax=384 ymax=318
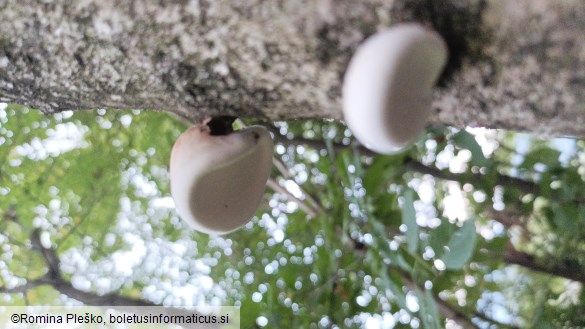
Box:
xmin=1 ymin=0 xmax=584 ymax=136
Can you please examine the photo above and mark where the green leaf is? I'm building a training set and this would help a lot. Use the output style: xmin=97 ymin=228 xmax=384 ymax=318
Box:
xmin=416 ymin=288 xmax=441 ymax=329
xmin=521 ymin=147 xmax=561 ymax=170
xmin=452 ymin=130 xmax=490 ymax=167
xmin=363 ymin=157 xmax=389 ymax=193
xmin=441 ymin=219 xmax=477 ymax=270
xmin=428 ymin=221 xmax=455 ymax=258
xmin=386 ymin=270 xmax=407 ymax=309
xmin=371 ymin=192 xmax=401 ymax=227
xmin=363 ymin=153 xmax=406 ymax=193
xmin=402 ymin=189 xmax=418 ymax=254
xmin=552 ymin=204 xmax=578 ymax=234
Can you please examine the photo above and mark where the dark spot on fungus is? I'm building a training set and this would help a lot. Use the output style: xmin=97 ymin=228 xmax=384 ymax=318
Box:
xmin=207 ymin=116 xmax=237 ymax=136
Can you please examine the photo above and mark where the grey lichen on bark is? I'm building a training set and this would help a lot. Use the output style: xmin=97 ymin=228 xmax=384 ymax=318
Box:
xmin=1 ymin=0 xmax=585 ymax=136
xmin=1 ymin=0 xmax=386 ymax=121
xmin=432 ymin=0 xmax=585 ymax=137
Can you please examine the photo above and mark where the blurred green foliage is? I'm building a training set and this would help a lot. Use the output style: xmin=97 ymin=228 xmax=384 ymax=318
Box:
xmin=1 ymin=105 xmax=585 ymax=328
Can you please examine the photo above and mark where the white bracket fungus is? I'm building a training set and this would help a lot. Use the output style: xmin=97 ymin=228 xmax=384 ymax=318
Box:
xmin=170 ymin=122 xmax=273 ymax=234
xmin=342 ymin=23 xmax=448 ymax=154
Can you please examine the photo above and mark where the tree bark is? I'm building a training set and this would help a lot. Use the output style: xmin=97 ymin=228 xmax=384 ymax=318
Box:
xmin=1 ymin=0 xmax=585 ymax=136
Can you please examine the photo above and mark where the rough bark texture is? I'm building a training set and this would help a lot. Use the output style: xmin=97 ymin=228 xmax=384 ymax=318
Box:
xmin=1 ymin=0 xmax=584 ymax=136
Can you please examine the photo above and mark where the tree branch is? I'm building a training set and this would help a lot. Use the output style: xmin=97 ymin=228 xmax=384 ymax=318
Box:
xmin=504 ymin=245 xmax=585 ymax=284
xmin=400 ymin=272 xmax=478 ymax=329
xmin=272 ymin=133 xmax=540 ymax=194
xmin=402 ymin=158 xmax=539 ymax=194
xmin=401 ymin=268 xmax=521 ymax=329
xmin=271 ymin=156 xmax=325 ymax=215
xmin=3 ymin=275 xmax=225 ymax=329
xmin=3 ymin=1 xmax=585 ymax=136
xmin=30 ymin=229 xmax=61 ymax=279
xmin=25 ymin=228 xmax=157 ymax=306
xmin=0 ymin=278 xmax=48 ymax=294
xmin=2 ymin=227 xmax=237 ymax=329
xmin=472 ymin=309 xmax=520 ymax=329
xmin=3 ymin=229 xmax=230 ymax=329
xmin=266 ymin=178 xmax=319 ymax=217
xmin=49 ymin=276 xmax=157 ymax=307
xmin=484 ymin=208 xmax=526 ymax=229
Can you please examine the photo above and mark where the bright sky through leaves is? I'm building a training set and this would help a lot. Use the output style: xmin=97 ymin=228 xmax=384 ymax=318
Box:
xmin=1 ymin=104 xmax=584 ymax=328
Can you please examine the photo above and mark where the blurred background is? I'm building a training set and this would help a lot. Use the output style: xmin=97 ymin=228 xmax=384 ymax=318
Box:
xmin=1 ymin=104 xmax=584 ymax=328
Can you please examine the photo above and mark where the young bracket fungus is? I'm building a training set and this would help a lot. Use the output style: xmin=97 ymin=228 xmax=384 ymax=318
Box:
xmin=342 ymin=23 xmax=448 ymax=154
xmin=170 ymin=121 xmax=273 ymax=234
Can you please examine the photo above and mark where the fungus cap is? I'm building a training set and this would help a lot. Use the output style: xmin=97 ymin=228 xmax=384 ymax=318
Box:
xmin=342 ymin=23 xmax=448 ymax=154
xmin=170 ymin=125 xmax=273 ymax=234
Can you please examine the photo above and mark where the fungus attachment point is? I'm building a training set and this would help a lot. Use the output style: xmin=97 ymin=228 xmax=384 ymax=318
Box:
xmin=170 ymin=123 xmax=273 ymax=234
xmin=342 ymin=23 xmax=448 ymax=154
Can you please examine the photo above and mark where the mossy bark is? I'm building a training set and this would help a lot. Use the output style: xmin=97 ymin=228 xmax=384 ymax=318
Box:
xmin=1 ymin=0 xmax=584 ymax=136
